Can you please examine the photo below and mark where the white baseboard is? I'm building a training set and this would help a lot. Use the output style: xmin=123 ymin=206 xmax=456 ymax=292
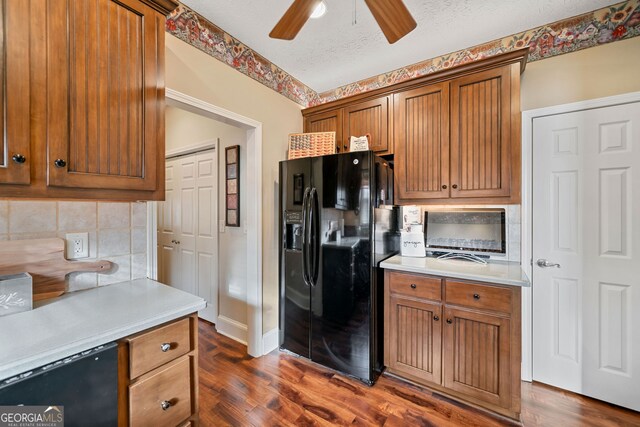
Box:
xmin=262 ymin=328 xmax=279 ymax=355
xmin=216 ymin=315 xmax=248 ymax=345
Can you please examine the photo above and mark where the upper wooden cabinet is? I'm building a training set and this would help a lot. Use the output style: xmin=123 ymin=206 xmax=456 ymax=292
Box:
xmin=304 ymin=109 xmax=344 ymax=153
xmin=450 ymin=66 xmax=513 ymax=199
xmin=303 ymin=96 xmax=393 ymax=155
xmin=0 ymin=1 xmax=31 ymax=185
xmin=301 ymin=49 xmax=527 ymax=205
xmin=343 ymin=96 xmax=392 ymax=155
xmin=394 ymin=83 xmax=449 ymax=200
xmin=0 ymin=0 xmax=177 ymax=200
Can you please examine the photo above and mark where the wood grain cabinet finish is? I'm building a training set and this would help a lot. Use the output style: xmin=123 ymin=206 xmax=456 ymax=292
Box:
xmin=450 ymin=66 xmax=514 ymax=199
xmin=343 ymin=96 xmax=392 ymax=155
xmin=119 ymin=314 xmax=199 ymax=427
xmin=304 ymin=109 xmax=344 ymax=153
xmin=0 ymin=0 xmax=177 ymax=200
xmin=384 ymin=270 xmax=522 ymax=420
xmin=0 ymin=0 xmax=31 ymax=185
xmin=301 ymin=49 xmax=526 ymax=205
xmin=394 ymin=83 xmax=450 ymax=201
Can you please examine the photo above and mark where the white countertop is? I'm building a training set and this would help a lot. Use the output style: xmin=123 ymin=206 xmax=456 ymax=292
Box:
xmin=380 ymin=255 xmax=530 ymax=287
xmin=0 ymin=279 xmax=206 ymax=381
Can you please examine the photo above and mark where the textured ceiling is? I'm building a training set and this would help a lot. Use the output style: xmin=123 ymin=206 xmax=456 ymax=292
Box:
xmin=180 ymin=0 xmax=616 ymax=93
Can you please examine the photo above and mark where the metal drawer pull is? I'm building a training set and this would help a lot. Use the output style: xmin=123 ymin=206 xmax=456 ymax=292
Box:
xmin=12 ymin=154 xmax=26 ymax=164
xmin=446 ymin=319 xmax=452 ymax=324
xmin=410 ymin=283 xmax=417 ymax=289
xmin=433 ymin=315 xmax=439 ymax=321
xmin=54 ymin=159 xmax=67 ymax=168
xmin=473 ymin=294 xmax=480 ymax=300
xmin=160 ymin=400 xmax=172 ymax=411
xmin=160 ymin=343 xmax=171 ymax=352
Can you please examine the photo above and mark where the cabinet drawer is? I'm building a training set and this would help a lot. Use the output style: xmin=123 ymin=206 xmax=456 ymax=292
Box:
xmin=129 ymin=318 xmax=191 ymax=379
xmin=388 ymin=272 xmax=442 ymax=301
xmin=445 ymin=280 xmax=512 ymax=314
xmin=129 ymin=356 xmax=192 ymax=427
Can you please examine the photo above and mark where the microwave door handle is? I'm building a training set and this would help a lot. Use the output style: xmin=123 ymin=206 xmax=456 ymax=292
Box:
xmin=310 ymin=188 xmax=320 ymax=286
xmin=301 ymin=187 xmax=311 ymax=286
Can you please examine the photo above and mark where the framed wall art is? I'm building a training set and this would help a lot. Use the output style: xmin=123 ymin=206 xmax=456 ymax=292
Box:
xmin=225 ymin=145 xmax=240 ymax=227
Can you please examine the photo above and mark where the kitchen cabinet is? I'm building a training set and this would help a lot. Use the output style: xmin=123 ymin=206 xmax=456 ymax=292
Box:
xmin=0 ymin=0 xmax=177 ymax=200
xmin=394 ymin=83 xmax=450 ymax=200
xmin=395 ymin=63 xmax=520 ymax=204
xmin=118 ymin=315 xmax=199 ymax=427
xmin=0 ymin=1 xmax=31 ymax=185
xmin=302 ymin=49 xmax=527 ymax=205
xmin=343 ymin=96 xmax=392 ymax=155
xmin=304 ymin=108 xmax=343 ymax=153
xmin=384 ymin=270 xmax=521 ymax=420
xmin=303 ymin=96 xmax=392 ymax=155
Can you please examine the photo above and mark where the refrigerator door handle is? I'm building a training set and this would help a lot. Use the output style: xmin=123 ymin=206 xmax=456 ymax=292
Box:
xmin=301 ymin=187 xmax=312 ymax=287
xmin=310 ymin=188 xmax=320 ymax=286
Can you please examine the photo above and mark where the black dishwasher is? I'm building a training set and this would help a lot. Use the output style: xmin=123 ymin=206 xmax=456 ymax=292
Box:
xmin=0 ymin=342 xmax=118 ymax=427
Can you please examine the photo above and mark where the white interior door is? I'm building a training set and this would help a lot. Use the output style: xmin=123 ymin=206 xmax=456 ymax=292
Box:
xmin=158 ymin=149 xmax=218 ymax=323
xmin=532 ymin=102 xmax=640 ymax=410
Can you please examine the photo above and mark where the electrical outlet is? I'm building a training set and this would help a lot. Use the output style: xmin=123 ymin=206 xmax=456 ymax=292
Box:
xmin=66 ymin=232 xmax=89 ymax=259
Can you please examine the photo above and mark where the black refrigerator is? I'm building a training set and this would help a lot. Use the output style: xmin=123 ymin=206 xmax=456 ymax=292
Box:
xmin=279 ymin=150 xmax=399 ymax=384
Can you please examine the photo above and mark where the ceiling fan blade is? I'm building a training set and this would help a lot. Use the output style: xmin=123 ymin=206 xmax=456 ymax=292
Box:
xmin=269 ymin=0 xmax=323 ymax=40
xmin=364 ymin=0 xmax=417 ymax=44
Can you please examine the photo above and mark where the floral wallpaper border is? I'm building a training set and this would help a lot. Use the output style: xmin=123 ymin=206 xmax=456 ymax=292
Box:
xmin=166 ymin=1 xmax=640 ymax=108
xmin=166 ymin=5 xmax=321 ymax=107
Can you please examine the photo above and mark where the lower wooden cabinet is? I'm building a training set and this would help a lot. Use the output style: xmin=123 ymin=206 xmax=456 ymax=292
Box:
xmin=119 ymin=314 xmax=199 ymax=427
xmin=384 ymin=270 xmax=521 ymax=420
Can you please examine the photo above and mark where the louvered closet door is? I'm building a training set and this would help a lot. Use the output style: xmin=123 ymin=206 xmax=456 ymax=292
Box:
xmin=443 ymin=306 xmax=511 ymax=409
xmin=0 ymin=1 xmax=31 ymax=184
xmin=450 ymin=66 xmax=511 ymax=198
xmin=46 ymin=0 xmax=163 ymax=190
xmin=394 ymin=82 xmax=450 ymax=201
xmin=388 ymin=296 xmax=442 ymax=384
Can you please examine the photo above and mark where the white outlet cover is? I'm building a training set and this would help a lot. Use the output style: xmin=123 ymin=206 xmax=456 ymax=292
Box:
xmin=65 ymin=232 xmax=89 ymax=259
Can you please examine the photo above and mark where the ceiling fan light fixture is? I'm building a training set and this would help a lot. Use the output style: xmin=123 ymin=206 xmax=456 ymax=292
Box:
xmin=310 ymin=1 xmax=327 ymax=19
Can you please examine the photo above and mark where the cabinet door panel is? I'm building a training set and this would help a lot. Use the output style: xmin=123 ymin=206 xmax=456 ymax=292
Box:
xmin=0 ymin=0 xmax=31 ymax=184
xmin=304 ymin=109 xmax=343 ymax=153
xmin=388 ymin=295 xmax=442 ymax=384
xmin=394 ymin=83 xmax=450 ymax=201
xmin=443 ymin=306 xmax=511 ymax=409
xmin=450 ymin=66 xmax=511 ymax=198
xmin=343 ymin=96 xmax=391 ymax=154
xmin=46 ymin=0 xmax=161 ymax=191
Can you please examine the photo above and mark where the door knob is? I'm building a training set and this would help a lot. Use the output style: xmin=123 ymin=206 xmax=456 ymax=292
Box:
xmin=536 ymin=259 xmax=561 ymax=268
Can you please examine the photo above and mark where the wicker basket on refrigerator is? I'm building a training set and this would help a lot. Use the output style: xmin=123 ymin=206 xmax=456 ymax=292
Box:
xmin=287 ymin=132 xmax=336 ymax=159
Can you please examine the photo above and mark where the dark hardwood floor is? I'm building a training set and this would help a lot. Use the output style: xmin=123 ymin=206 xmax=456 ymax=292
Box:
xmin=198 ymin=321 xmax=640 ymax=426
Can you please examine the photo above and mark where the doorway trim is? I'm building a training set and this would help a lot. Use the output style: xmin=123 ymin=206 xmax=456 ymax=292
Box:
xmin=150 ymin=88 xmax=264 ymax=357
xmin=521 ymin=90 xmax=640 ymax=382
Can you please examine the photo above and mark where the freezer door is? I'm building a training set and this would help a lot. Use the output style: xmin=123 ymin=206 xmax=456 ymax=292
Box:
xmin=279 ymin=158 xmax=312 ymax=358
xmin=310 ymin=152 xmax=374 ymax=382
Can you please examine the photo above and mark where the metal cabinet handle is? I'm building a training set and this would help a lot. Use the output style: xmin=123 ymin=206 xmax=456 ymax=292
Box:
xmin=12 ymin=154 xmax=26 ymax=164
xmin=160 ymin=400 xmax=172 ymax=410
xmin=452 ymin=184 xmax=458 ymax=189
xmin=160 ymin=343 xmax=171 ymax=352
xmin=54 ymin=159 xmax=67 ymax=168
xmin=536 ymin=259 xmax=561 ymax=268
xmin=433 ymin=315 xmax=439 ymax=321
xmin=473 ymin=294 xmax=480 ymax=300
xmin=410 ymin=283 xmax=417 ymax=289
xmin=171 ymin=240 xmax=181 ymax=245
xmin=441 ymin=184 xmax=447 ymax=189
xmin=446 ymin=319 xmax=452 ymax=324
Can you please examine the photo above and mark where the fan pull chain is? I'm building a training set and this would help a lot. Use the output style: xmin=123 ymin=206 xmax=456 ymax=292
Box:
xmin=352 ymin=0 xmax=357 ymax=25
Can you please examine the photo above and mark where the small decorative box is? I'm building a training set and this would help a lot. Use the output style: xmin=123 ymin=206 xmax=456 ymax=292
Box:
xmin=0 ymin=272 xmax=33 ymax=317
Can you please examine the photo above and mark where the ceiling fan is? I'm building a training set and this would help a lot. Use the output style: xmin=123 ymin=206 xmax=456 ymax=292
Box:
xmin=269 ymin=0 xmax=417 ymax=44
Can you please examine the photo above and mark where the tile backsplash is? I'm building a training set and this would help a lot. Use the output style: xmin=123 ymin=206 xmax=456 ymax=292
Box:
xmin=0 ymin=201 xmax=147 ymax=292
